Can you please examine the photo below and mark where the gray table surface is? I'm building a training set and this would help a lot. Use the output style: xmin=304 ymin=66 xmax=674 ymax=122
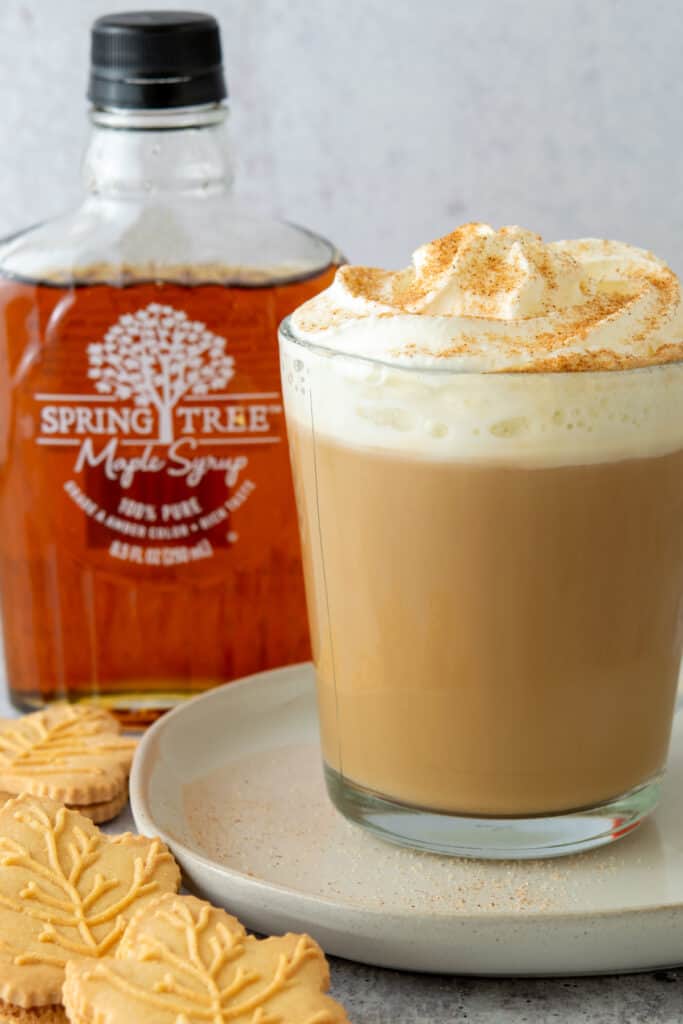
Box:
xmin=1 ymin=685 xmax=680 ymax=1023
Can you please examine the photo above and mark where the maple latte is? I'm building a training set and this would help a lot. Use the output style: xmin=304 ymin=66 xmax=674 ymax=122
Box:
xmin=280 ymin=224 xmax=683 ymax=857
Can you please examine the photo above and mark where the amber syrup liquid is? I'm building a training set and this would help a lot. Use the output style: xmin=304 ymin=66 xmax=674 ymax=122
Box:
xmin=0 ymin=264 xmax=337 ymax=726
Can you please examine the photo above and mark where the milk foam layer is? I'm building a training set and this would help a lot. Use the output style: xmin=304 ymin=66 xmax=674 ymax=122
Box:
xmin=283 ymin=225 xmax=683 ymax=466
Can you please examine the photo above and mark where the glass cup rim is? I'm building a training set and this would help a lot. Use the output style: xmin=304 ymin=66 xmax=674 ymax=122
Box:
xmin=278 ymin=313 xmax=683 ymax=381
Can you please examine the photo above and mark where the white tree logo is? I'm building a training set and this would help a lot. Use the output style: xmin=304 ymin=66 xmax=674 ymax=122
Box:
xmin=87 ymin=304 xmax=235 ymax=444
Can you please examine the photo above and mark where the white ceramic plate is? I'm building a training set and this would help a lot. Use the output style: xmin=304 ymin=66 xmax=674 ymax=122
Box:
xmin=131 ymin=663 xmax=683 ymax=976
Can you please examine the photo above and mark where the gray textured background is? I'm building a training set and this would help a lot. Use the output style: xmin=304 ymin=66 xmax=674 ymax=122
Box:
xmin=1 ymin=0 xmax=682 ymax=271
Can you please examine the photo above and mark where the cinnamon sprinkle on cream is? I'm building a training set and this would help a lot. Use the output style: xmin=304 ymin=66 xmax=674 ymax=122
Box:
xmin=291 ymin=223 xmax=683 ymax=373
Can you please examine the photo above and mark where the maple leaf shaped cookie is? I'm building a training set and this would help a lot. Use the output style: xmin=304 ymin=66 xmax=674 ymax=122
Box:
xmin=63 ymin=893 xmax=351 ymax=1024
xmin=0 ymin=705 xmax=136 ymax=805
xmin=0 ymin=795 xmax=180 ymax=1009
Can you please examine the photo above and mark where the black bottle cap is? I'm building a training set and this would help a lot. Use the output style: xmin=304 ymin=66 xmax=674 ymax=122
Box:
xmin=88 ymin=11 xmax=228 ymax=110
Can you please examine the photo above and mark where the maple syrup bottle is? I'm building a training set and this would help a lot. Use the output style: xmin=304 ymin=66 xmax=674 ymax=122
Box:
xmin=0 ymin=12 xmax=340 ymax=724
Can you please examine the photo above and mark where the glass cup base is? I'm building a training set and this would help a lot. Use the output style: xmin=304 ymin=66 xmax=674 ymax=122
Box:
xmin=324 ymin=765 xmax=662 ymax=860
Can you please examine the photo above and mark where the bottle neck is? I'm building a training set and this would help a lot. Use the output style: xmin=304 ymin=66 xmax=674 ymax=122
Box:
xmin=82 ymin=105 xmax=235 ymax=200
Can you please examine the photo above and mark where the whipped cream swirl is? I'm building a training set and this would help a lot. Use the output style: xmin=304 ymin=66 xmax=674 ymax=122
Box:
xmin=291 ymin=224 xmax=683 ymax=372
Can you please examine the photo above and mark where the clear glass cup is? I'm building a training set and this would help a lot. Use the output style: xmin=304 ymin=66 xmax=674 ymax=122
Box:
xmin=279 ymin=315 xmax=683 ymax=859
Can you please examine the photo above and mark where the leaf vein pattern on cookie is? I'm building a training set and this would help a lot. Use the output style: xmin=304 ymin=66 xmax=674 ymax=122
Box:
xmin=70 ymin=895 xmax=347 ymax=1024
xmin=0 ymin=801 xmax=173 ymax=968
xmin=0 ymin=706 xmax=136 ymax=778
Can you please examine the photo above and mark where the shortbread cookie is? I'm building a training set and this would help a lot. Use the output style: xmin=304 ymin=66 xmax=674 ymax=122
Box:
xmin=0 ymin=705 xmax=136 ymax=805
xmin=0 ymin=1003 xmax=67 ymax=1024
xmin=0 ymin=795 xmax=180 ymax=1013
xmin=67 ymin=788 xmax=130 ymax=825
xmin=63 ymin=893 xmax=351 ymax=1024
xmin=0 ymin=789 xmax=128 ymax=826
